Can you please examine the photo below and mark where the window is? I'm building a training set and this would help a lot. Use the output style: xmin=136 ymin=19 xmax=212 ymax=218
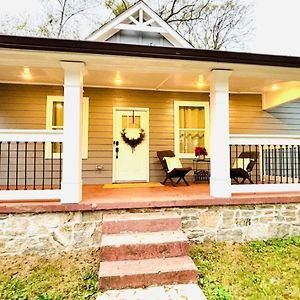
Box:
xmin=46 ymin=96 xmax=89 ymax=159
xmin=174 ymin=101 xmax=209 ymax=158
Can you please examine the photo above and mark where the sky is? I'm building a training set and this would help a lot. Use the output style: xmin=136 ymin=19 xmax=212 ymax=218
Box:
xmin=1 ymin=0 xmax=300 ymax=56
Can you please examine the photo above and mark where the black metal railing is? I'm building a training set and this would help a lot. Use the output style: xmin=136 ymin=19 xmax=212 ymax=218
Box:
xmin=230 ymin=144 xmax=300 ymax=184
xmin=0 ymin=141 xmax=62 ymax=190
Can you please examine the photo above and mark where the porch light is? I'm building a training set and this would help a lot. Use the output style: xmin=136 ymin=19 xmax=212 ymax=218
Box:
xmin=271 ymin=84 xmax=280 ymax=91
xmin=114 ymin=72 xmax=122 ymax=85
xmin=22 ymin=67 xmax=32 ymax=80
xmin=196 ymin=75 xmax=204 ymax=88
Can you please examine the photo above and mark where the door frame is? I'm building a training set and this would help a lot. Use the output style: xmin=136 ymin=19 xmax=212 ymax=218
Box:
xmin=112 ymin=107 xmax=150 ymax=183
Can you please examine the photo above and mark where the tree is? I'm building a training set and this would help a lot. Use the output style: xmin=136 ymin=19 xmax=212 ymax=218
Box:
xmin=187 ymin=0 xmax=253 ymax=50
xmin=0 ymin=13 xmax=32 ymax=36
xmin=105 ymin=0 xmax=254 ymax=50
xmin=0 ymin=0 xmax=106 ymax=39
xmin=0 ymin=0 xmax=253 ymax=50
xmin=36 ymin=0 xmax=104 ymax=38
xmin=105 ymin=0 xmax=131 ymax=17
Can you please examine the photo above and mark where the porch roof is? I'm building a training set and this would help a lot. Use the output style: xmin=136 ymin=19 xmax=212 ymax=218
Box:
xmin=1 ymin=35 xmax=300 ymax=97
xmin=1 ymin=34 xmax=300 ymax=69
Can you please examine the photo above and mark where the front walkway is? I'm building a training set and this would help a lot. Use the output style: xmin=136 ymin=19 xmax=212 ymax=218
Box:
xmin=97 ymin=284 xmax=207 ymax=300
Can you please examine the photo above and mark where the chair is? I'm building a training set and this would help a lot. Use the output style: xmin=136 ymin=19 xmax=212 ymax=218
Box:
xmin=230 ymin=151 xmax=258 ymax=184
xmin=157 ymin=150 xmax=192 ymax=186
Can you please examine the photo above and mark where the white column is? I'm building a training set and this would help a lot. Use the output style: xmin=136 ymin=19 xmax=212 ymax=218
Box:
xmin=209 ymin=69 xmax=232 ymax=198
xmin=60 ymin=61 xmax=85 ymax=204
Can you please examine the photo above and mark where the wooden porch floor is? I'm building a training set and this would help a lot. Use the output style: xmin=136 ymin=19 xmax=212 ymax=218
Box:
xmin=0 ymin=183 xmax=300 ymax=213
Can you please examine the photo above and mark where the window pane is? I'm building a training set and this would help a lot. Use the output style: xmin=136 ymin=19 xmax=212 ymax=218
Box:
xmin=179 ymin=106 xmax=205 ymax=129
xmin=179 ymin=130 xmax=205 ymax=154
xmin=52 ymin=102 xmax=64 ymax=127
xmin=122 ymin=115 xmax=140 ymax=129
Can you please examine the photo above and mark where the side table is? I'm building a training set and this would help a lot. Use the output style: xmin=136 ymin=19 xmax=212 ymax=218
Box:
xmin=193 ymin=158 xmax=210 ymax=183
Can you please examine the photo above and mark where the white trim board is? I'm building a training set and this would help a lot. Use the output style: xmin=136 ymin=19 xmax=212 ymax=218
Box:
xmin=230 ymin=134 xmax=300 ymax=146
xmin=0 ymin=130 xmax=63 ymax=142
xmin=231 ymin=183 xmax=300 ymax=194
xmin=0 ymin=189 xmax=61 ymax=201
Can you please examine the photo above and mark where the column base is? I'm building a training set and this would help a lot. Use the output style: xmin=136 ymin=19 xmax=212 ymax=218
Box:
xmin=61 ymin=181 xmax=82 ymax=204
xmin=210 ymin=177 xmax=231 ymax=198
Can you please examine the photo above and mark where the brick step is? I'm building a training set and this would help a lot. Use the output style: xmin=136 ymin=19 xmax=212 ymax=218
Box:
xmin=99 ymin=256 xmax=198 ymax=290
xmin=102 ymin=211 xmax=181 ymax=234
xmin=100 ymin=230 xmax=189 ymax=261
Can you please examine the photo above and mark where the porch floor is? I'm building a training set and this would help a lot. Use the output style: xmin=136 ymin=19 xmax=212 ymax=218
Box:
xmin=0 ymin=183 xmax=300 ymax=214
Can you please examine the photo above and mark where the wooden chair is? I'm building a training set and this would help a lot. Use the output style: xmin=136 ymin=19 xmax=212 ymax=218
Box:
xmin=230 ymin=151 xmax=258 ymax=184
xmin=157 ymin=150 xmax=192 ymax=186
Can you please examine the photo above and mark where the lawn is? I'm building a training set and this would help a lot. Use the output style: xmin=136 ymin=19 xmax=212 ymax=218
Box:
xmin=191 ymin=237 xmax=300 ymax=300
xmin=0 ymin=237 xmax=299 ymax=300
xmin=0 ymin=249 xmax=100 ymax=300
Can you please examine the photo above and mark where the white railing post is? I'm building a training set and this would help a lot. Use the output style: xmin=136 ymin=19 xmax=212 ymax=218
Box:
xmin=61 ymin=61 xmax=85 ymax=204
xmin=209 ymin=69 xmax=232 ymax=198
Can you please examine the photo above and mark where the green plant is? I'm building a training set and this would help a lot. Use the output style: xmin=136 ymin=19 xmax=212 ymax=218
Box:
xmin=0 ymin=277 xmax=29 ymax=300
xmin=36 ymin=293 xmax=65 ymax=300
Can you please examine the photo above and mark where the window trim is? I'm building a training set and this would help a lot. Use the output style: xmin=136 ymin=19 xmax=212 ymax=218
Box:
xmin=46 ymin=96 xmax=89 ymax=159
xmin=174 ymin=100 xmax=210 ymax=158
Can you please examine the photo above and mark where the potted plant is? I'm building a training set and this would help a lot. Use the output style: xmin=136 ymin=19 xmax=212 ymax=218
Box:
xmin=194 ymin=147 xmax=208 ymax=160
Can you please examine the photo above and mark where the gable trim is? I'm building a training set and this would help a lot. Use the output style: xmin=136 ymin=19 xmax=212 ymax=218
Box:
xmin=86 ymin=1 xmax=192 ymax=48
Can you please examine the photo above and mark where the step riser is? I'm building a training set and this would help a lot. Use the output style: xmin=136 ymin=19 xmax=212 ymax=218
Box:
xmin=103 ymin=218 xmax=181 ymax=234
xmin=101 ymin=241 xmax=189 ymax=261
xmin=99 ymin=270 xmax=198 ymax=290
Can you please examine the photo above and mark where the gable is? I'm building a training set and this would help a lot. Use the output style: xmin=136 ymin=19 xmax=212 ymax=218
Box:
xmin=86 ymin=1 xmax=192 ymax=48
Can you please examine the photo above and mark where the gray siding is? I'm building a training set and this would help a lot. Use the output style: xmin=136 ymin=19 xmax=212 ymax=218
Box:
xmin=84 ymin=88 xmax=209 ymax=183
xmin=107 ymin=29 xmax=173 ymax=47
xmin=1 ymin=83 xmax=300 ymax=184
xmin=230 ymin=94 xmax=300 ymax=135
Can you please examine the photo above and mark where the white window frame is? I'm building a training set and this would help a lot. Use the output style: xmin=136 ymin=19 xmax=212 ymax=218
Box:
xmin=174 ymin=100 xmax=210 ymax=158
xmin=46 ymin=96 xmax=89 ymax=159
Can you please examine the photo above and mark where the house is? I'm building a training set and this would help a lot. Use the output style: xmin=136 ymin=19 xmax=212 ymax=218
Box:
xmin=1 ymin=1 xmax=300 ymax=204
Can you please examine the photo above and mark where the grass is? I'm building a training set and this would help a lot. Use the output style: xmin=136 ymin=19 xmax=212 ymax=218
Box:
xmin=190 ymin=236 xmax=300 ymax=300
xmin=0 ymin=238 xmax=299 ymax=299
xmin=0 ymin=249 xmax=100 ymax=300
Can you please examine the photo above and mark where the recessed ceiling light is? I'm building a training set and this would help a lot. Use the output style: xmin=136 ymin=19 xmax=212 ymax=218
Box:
xmin=22 ymin=67 xmax=32 ymax=80
xmin=196 ymin=75 xmax=204 ymax=88
xmin=271 ymin=84 xmax=279 ymax=91
xmin=114 ymin=72 xmax=122 ymax=85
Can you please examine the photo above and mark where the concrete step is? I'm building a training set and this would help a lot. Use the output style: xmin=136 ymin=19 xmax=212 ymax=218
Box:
xmin=96 ymin=284 xmax=208 ymax=300
xmin=100 ymin=230 xmax=189 ymax=261
xmin=99 ymin=256 xmax=198 ymax=290
xmin=102 ymin=211 xmax=181 ymax=234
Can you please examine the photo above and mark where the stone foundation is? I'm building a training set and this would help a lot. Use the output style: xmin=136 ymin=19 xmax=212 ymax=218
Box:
xmin=178 ymin=204 xmax=300 ymax=242
xmin=0 ymin=203 xmax=299 ymax=255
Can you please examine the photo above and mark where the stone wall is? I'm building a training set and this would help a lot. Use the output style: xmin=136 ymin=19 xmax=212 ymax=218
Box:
xmin=0 ymin=211 xmax=103 ymax=255
xmin=0 ymin=203 xmax=299 ymax=256
xmin=177 ymin=204 xmax=300 ymax=243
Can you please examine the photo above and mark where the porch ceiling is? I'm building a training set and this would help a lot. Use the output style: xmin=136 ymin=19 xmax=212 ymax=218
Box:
xmin=1 ymin=48 xmax=300 ymax=93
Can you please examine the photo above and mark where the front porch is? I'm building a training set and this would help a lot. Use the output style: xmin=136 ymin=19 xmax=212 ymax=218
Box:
xmin=1 ymin=183 xmax=300 ymax=214
xmin=1 ymin=37 xmax=300 ymax=204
